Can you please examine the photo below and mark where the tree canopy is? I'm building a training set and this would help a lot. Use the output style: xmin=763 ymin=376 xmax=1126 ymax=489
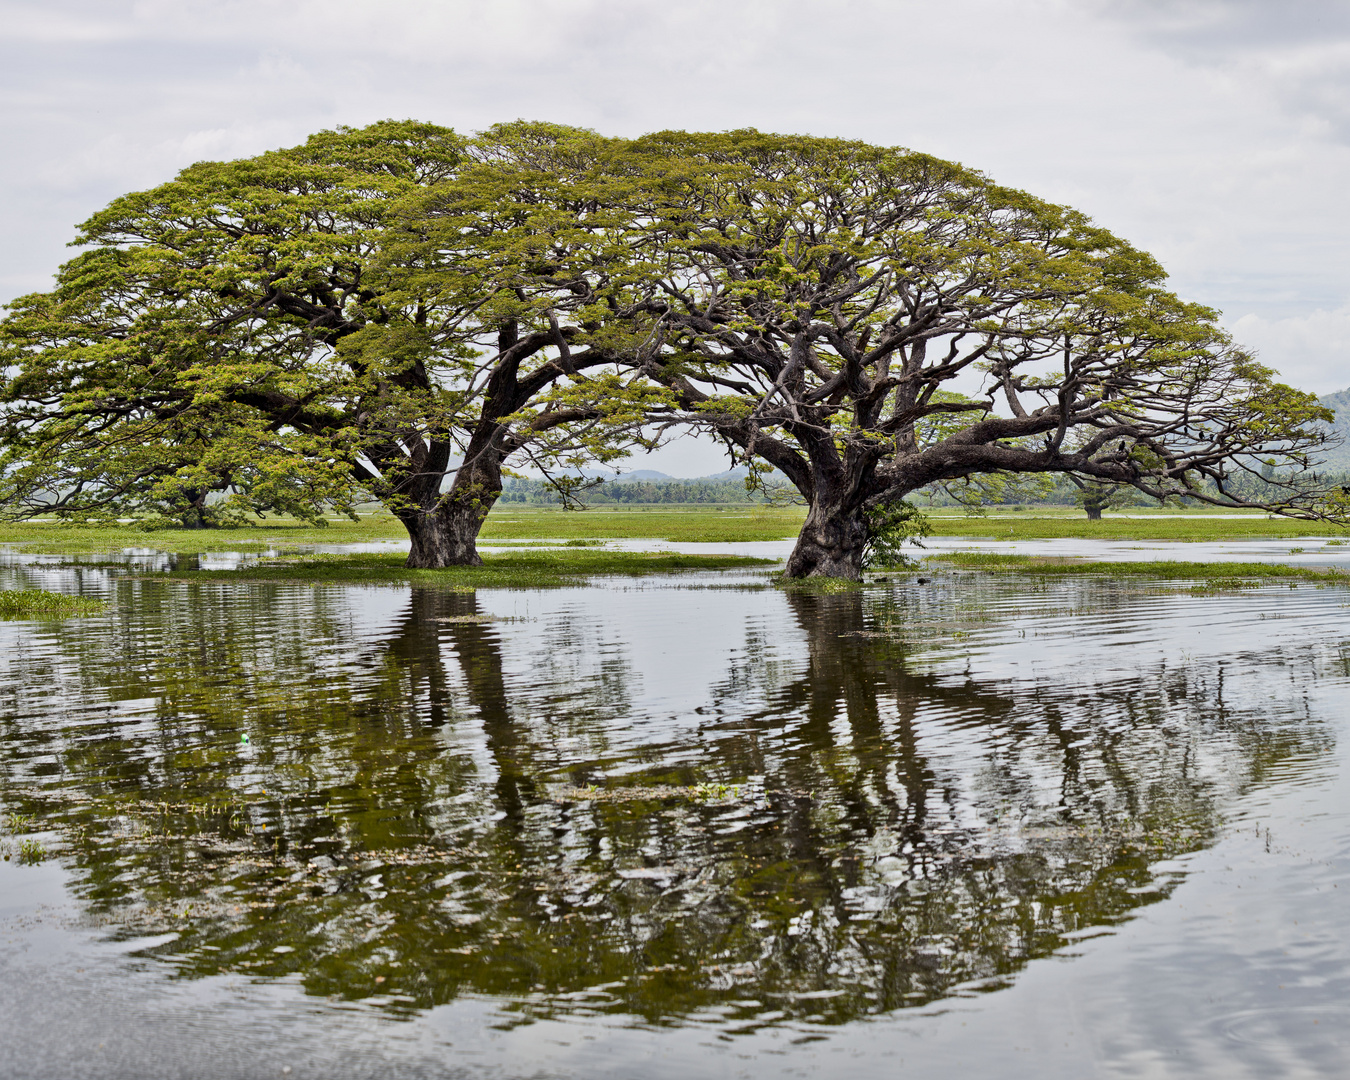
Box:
xmin=0 ymin=122 xmax=1340 ymax=572
xmin=0 ymin=120 xmax=664 ymax=559
xmin=626 ymin=130 xmax=1339 ymax=576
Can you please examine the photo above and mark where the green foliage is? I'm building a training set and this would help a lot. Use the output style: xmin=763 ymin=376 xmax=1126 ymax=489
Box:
xmin=498 ymin=477 xmax=768 ymax=506
xmin=1072 ymin=480 xmax=1133 ymax=519
xmin=619 ymin=128 xmax=1343 ymax=574
xmin=17 ymin=838 xmax=46 ymax=865
xmin=862 ymin=501 xmax=931 ymax=568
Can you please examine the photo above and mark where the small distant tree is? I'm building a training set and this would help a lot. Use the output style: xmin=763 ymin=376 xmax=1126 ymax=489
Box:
xmin=1067 ymin=477 xmax=1129 ymax=520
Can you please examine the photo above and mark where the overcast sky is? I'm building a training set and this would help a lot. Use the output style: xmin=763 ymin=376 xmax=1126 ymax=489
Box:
xmin=4 ymin=0 xmax=1350 ymax=474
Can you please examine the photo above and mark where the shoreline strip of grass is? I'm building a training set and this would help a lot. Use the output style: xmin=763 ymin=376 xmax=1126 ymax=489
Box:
xmin=0 ymin=504 xmax=1346 ymax=553
xmin=924 ymin=517 xmax=1350 ymax=541
xmin=924 ymin=553 xmax=1350 ymax=583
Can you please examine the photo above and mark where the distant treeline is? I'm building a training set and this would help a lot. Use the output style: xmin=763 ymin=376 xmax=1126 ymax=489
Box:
xmin=502 ymin=469 xmax=1350 ymax=510
xmin=499 ymin=478 xmax=770 ymax=505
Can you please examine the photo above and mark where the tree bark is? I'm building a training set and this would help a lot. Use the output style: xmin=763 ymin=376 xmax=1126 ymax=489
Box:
xmin=401 ymin=502 xmax=490 ymax=568
xmin=396 ymin=431 xmax=507 ymax=569
xmin=1084 ymin=505 xmax=1103 ymax=520
xmin=784 ymin=492 xmax=870 ymax=580
xmin=178 ymin=490 xmax=209 ymax=529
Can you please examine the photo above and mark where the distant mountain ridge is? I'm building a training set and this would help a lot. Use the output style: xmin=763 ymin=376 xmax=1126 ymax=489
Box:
xmin=1317 ymin=388 xmax=1350 ymax=472
xmin=549 ymin=465 xmax=760 ymax=483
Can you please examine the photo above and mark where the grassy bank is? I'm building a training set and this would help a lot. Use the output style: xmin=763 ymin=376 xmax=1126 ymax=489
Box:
xmin=0 ymin=504 xmax=1346 ymax=554
xmin=0 ymin=516 xmax=407 ymax=553
xmin=923 ymin=514 xmax=1350 ymax=541
xmin=0 ymin=506 xmax=807 ymax=551
xmin=480 ymin=506 xmax=806 ymax=542
xmin=924 ymin=552 xmax=1350 ymax=583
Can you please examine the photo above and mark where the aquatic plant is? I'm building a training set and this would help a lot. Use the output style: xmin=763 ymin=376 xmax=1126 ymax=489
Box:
xmin=0 ymin=589 xmax=105 ymax=619
xmin=173 ymin=549 xmax=778 ymax=589
xmin=16 ymin=838 xmax=46 ymax=865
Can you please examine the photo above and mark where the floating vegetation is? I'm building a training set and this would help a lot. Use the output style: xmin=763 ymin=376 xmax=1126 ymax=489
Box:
xmin=4 ymin=812 xmax=36 ymax=832
xmin=0 ymin=589 xmax=106 ymax=619
xmin=778 ymin=575 xmax=864 ymax=594
xmin=432 ymin=614 xmax=532 ymax=624
xmin=167 ymin=550 xmax=778 ymax=589
xmin=16 ymin=838 xmax=47 ymax=864
xmin=554 ymin=782 xmax=770 ymax=805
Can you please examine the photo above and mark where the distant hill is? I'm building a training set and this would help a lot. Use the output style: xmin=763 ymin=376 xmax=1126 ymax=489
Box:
xmin=1317 ymin=388 xmax=1350 ymax=472
xmin=535 ymin=465 xmax=769 ymax=484
xmin=699 ymin=466 xmax=752 ymax=482
xmin=613 ymin=469 xmax=673 ymax=482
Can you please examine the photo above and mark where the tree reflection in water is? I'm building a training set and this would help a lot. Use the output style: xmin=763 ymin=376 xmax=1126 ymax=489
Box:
xmin=0 ymin=575 xmax=1330 ymax=1028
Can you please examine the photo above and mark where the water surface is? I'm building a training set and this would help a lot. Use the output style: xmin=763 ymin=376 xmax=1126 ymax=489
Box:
xmin=0 ymin=559 xmax=1348 ymax=1077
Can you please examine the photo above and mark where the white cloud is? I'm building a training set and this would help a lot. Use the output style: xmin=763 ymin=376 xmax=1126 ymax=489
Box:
xmin=1230 ymin=307 xmax=1350 ymax=395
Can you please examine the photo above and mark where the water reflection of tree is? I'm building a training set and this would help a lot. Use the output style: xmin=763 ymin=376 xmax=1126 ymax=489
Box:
xmin=0 ymin=578 xmax=1332 ymax=1029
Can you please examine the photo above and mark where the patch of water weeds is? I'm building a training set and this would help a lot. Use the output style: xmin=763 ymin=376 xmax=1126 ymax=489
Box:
xmin=0 ymin=809 xmax=48 ymax=864
xmin=0 ymin=588 xmax=107 ymax=619
xmin=433 ymin=614 xmax=533 ymax=624
xmin=777 ymin=576 xmax=864 ymax=594
xmin=553 ymin=782 xmax=804 ymax=806
xmin=155 ymin=549 xmax=777 ymax=590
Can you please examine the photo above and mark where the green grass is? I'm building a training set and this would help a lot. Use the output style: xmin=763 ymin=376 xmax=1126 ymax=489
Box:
xmin=166 ymin=549 xmax=779 ymax=589
xmin=0 ymin=515 xmax=408 ymax=553
xmin=481 ymin=506 xmax=805 ymax=543
xmin=0 ymin=589 xmax=107 ymax=618
xmin=924 ymin=515 xmax=1350 ymax=541
xmin=0 ymin=506 xmax=807 ymax=552
xmin=2 ymin=504 xmax=1346 ymax=554
xmin=925 ymin=552 xmax=1350 ymax=583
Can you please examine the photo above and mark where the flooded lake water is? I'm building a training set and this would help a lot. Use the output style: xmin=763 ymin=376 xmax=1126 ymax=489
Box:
xmin=1 ymin=544 xmax=1349 ymax=1077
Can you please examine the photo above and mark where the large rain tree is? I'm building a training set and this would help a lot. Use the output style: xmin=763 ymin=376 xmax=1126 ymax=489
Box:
xmin=0 ymin=121 xmax=662 ymax=562
xmin=629 ymin=131 xmax=1339 ymax=578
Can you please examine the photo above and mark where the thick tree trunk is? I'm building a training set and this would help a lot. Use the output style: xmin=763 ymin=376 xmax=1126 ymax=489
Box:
xmin=397 ymin=440 xmax=505 ymax=569
xmin=784 ymin=495 xmax=869 ymax=580
xmin=401 ymin=503 xmax=489 ymax=567
xmin=1084 ymin=505 xmax=1103 ymax=520
xmin=176 ymin=487 xmax=210 ymax=529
